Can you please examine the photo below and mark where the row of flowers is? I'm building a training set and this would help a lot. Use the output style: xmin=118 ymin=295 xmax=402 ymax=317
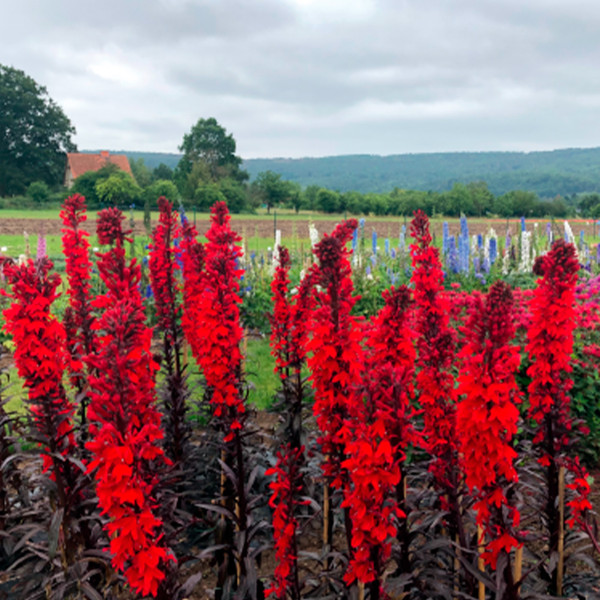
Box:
xmin=0 ymin=197 xmax=598 ymax=599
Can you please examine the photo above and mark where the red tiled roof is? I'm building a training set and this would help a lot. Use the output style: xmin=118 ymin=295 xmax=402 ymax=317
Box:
xmin=66 ymin=152 xmax=134 ymax=180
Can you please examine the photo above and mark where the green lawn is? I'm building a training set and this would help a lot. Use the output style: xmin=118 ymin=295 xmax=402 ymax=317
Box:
xmin=2 ymin=335 xmax=279 ymax=417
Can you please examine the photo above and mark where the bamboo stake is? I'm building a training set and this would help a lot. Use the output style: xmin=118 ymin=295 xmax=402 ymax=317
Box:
xmin=514 ymin=545 xmax=523 ymax=589
xmin=477 ymin=525 xmax=485 ymax=600
xmin=323 ymin=483 xmax=330 ymax=547
xmin=557 ymin=465 xmax=565 ymax=596
xmin=358 ymin=582 xmax=365 ymax=600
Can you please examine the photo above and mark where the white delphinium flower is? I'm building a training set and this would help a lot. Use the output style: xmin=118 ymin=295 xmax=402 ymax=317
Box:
xmin=502 ymin=246 xmax=510 ymax=275
xmin=271 ymin=229 xmax=281 ymax=272
xmin=519 ymin=231 xmax=532 ymax=273
xmin=564 ymin=220 xmax=579 ymax=259
xmin=309 ymin=222 xmax=319 ymax=249
xmin=239 ymin=235 xmax=246 ymax=265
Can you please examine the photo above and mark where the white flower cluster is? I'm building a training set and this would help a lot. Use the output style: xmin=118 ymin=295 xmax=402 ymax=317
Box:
xmin=564 ymin=220 xmax=579 ymax=259
xmin=272 ymin=229 xmax=281 ymax=272
xmin=519 ymin=231 xmax=532 ymax=273
xmin=309 ymin=222 xmax=319 ymax=249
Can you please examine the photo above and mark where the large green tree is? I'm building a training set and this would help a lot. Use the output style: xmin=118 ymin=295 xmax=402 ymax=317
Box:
xmin=0 ymin=64 xmax=76 ymax=196
xmin=176 ymin=117 xmax=247 ymax=195
xmin=251 ymin=170 xmax=294 ymax=213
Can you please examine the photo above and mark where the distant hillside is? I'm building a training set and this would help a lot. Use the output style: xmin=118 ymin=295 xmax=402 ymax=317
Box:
xmin=89 ymin=147 xmax=600 ymax=198
xmin=243 ymin=148 xmax=600 ymax=197
xmin=83 ymin=150 xmax=182 ymax=170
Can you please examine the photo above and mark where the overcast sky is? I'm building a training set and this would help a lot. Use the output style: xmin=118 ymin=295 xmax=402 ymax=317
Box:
xmin=3 ymin=0 xmax=600 ymax=158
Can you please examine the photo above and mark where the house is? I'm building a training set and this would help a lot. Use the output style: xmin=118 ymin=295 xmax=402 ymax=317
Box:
xmin=64 ymin=151 xmax=134 ymax=188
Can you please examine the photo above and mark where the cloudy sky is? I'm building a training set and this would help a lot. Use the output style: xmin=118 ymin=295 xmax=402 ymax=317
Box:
xmin=3 ymin=0 xmax=600 ymax=158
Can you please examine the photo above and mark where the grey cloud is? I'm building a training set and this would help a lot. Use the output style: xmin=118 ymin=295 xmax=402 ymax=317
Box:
xmin=3 ymin=0 xmax=600 ymax=157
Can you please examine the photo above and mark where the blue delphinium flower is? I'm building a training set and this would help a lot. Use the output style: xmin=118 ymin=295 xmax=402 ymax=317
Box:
xmin=489 ymin=237 xmax=498 ymax=264
xmin=352 ymin=227 xmax=358 ymax=251
xmin=458 ymin=233 xmax=469 ymax=274
xmin=385 ymin=238 xmax=390 ymax=256
xmin=477 ymin=234 xmax=483 ymax=249
xmin=521 ymin=216 xmax=526 ymax=232
xmin=390 ymin=248 xmax=396 ymax=259
xmin=460 ymin=215 xmax=468 ymax=237
xmin=442 ymin=221 xmax=450 ymax=255
xmin=372 ymin=230 xmax=378 ymax=255
xmin=482 ymin=257 xmax=490 ymax=274
xmin=447 ymin=237 xmax=459 ymax=273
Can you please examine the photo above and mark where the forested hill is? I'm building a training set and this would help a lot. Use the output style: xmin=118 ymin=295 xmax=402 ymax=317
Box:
xmin=243 ymin=148 xmax=600 ymax=197
xmin=101 ymin=147 xmax=600 ymax=197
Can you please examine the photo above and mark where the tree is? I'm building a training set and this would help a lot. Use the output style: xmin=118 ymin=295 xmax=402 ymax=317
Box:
xmin=71 ymin=164 xmax=119 ymax=207
xmin=152 ymin=162 xmax=174 ymax=182
xmin=252 ymin=170 xmax=293 ymax=213
xmin=144 ymin=180 xmax=179 ymax=206
xmin=194 ymin=182 xmax=226 ymax=211
xmin=0 ymin=64 xmax=76 ymax=196
xmin=129 ymin=157 xmax=152 ymax=188
xmin=176 ymin=118 xmax=248 ymax=197
xmin=95 ymin=171 xmax=141 ymax=207
xmin=316 ymin=188 xmax=340 ymax=213
xmin=219 ymin=178 xmax=248 ymax=213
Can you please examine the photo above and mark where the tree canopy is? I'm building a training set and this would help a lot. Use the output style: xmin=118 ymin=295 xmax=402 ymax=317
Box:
xmin=176 ymin=117 xmax=247 ymax=190
xmin=0 ymin=64 xmax=76 ymax=196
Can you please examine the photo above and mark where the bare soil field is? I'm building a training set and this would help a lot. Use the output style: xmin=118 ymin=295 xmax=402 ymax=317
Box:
xmin=2 ymin=215 xmax=598 ymax=240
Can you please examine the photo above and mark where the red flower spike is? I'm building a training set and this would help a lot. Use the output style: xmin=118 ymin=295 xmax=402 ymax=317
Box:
xmin=526 ymin=240 xmax=592 ymax=532
xmin=409 ymin=210 xmax=458 ymax=489
xmin=457 ymin=281 xmax=522 ymax=569
xmin=307 ymin=219 xmax=363 ymax=492
xmin=85 ymin=207 xmax=173 ymax=597
xmin=343 ymin=286 xmax=414 ymax=587
xmin=148 ymin=197 xmax=182 ymax=341
xmin=265 ymin=445 xmax=307 ymax=599
xmin=180 ymin=221 xmax=206 ymax=362
xmin=3 ymin=258 xmax=79 ymax=490
xmin=96 ymin=206 xmax=132 ymax=246
xmin=183 ymin=201 xmax=245 ymax=437
xmin=60 ymin=194 xmax=96 ymax=425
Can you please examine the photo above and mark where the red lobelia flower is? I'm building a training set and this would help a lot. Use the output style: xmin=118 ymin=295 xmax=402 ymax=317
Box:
xmin=184 ymin=201 xmax=245 ymax=440
xmin=3 ymin=258 xmax=79 ymax=494
xmin=148 ymin=197 xmax=189 ymax=463
xmin=84 ymin=208 xmax=173 ymax=598
xmin=342 ymin=285 xmax=415 ymax=590
xmin=307 ymin=219 xmax=363 ymax=492
xmin=457 ymin=281 xmax=522 ymax=569
xmin=409 ymin=210 xmax=458 ymax=490
xmin=60 ymin=193 xmax=96 ymax=440
xmin=526 ymin=240 xmax=592 ymax=549
xmin=265 ymin=444 xmax=308 ymax=599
